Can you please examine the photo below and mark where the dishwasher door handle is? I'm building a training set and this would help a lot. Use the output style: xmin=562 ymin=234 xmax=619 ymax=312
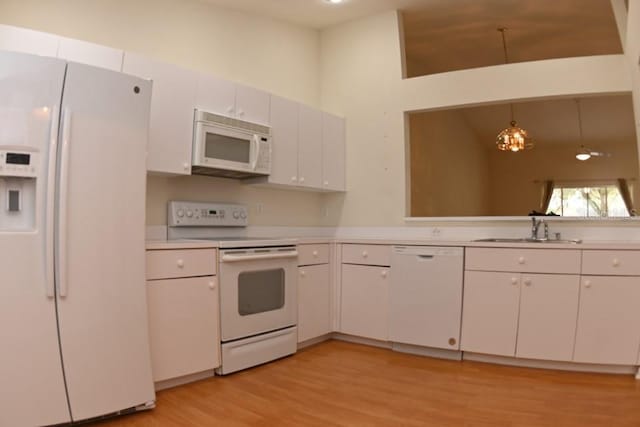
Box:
xmin=418 ymin=255 xmax=434 ymax=259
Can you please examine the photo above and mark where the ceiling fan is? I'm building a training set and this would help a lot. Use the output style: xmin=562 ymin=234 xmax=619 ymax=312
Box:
xmin=574 ymin=99 xmax=610 ymax=161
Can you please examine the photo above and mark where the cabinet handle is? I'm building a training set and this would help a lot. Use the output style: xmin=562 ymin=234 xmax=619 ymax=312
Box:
xmin=176 ymin=259 xmax=185 ymax=268
xmin=362 ymin=251 xmax=368 ymax=258
xmin=612 ymin=258 xmax=620 ymax=267
xmin=324 ymin=180 xmax=329 ymax=186
xmin=523 ymin=278 xmax=532 ymax=286
xmin=511 ymin=277 xmax=518 ymax=285
xmin=518 ymin=256 xmax=525 ymax=265
xmin=291 ymin=176 xmax=297 ymax=182
xmin=208 ymin=281 xmax=216 ymax=290
xmin=299 ymin=177 xmax=305 ymax=183
xmin=312 ymin=250 xmax=318 ymax=257
xmin=584 ymin=280 xmax=592 ymax=289
xmin=300 ymin=270 xmax=306 ymax=277
xmin=183 ymin=162 xmax=190 ymax=171
xmin=381 ymin=270 xmax=388 ymax=278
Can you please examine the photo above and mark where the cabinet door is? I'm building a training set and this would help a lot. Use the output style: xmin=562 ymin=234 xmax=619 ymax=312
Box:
xmin=235 ymin=84 xmax=270 ymax=125
xmin=0 ymin=24 xmax=59 ymax=57
xmin=122 ymin=52 xmax=197 ymax=175
xmin=298 ymin=264 xmax=331 ymax=343
xmin=461 ymin=271 xmax=520 ymax=356
xmin=57 ymin=37 xmax=123 ymax=71
xmin=195 ymin=73 xmax=236 ymax=117
xmin=147 ymin=277 xmax=221 ymax=382
xmin=322 ymin=112 xmax=346 ymax=191
xmin=340 ymin=264 xmax=389 ymax=341
xmin=573 ymin=276 xmax=640 ymax=365
xmin=516 ymin=274 xmax=580 ymax=361
xmin=269 ymin=95 xmax=299 ymax=186
xmin=297 ymin=104 xmax=323 ymax=189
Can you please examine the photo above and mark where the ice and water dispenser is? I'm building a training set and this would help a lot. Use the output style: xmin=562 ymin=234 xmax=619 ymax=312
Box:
xmin=0 ymin=146 xmax=38 ymax=231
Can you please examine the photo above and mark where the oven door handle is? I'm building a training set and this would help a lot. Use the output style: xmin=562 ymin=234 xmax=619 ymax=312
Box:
xmin=221 ymin=251 xmax=298 ymax=262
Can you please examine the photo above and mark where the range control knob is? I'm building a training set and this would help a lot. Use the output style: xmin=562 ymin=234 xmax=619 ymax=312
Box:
xmin=240 ymin=211 xmax=247 ymax=219
xmin=176 ymin=208 xmax=185 ymax=218
xmin=186 ymin=210 xmax=193 ymax=218
xmin=233 ymin=211 xmax=240 ymax=219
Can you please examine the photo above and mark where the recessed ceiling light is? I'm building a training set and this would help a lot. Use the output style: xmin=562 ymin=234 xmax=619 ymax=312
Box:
xmin=326 ymin=0 xmax=344 ymax=4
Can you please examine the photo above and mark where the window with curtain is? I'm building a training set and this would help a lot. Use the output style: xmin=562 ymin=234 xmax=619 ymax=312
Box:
xmin=546 ymin=182 xmax=632 ymax=217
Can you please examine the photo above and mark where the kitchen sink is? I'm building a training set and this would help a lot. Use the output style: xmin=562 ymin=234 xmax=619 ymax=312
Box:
xmin=474 ymin=237 xmax=582 ymax=244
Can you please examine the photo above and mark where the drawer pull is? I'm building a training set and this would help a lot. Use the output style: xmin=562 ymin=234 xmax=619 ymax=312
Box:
xmin=300 ymin=270 xmax=306 ymax=277
xmin=176 ymin=259 xmax=185 ymax=268
xmin=208 ymin=281 xmax=216 ymax=290
xmin=584 ymin=280 xmax=592 ymax=289
xmin=523 ymin=278 xmax=532 ymax=286
xmin=511 ymin=277 xmax=518 ymax=285
xmin=518 ymin=256 xmax=525 ymax=265
xmin=381 ymin=270 xmax=388 ymax=278
xmin=312 ymin=250 xmax=319 ymax=257
xmin=362 ymin=251 xmax=368 ymax=258
xmin=612 ymin=258 xmax=620 ymax=267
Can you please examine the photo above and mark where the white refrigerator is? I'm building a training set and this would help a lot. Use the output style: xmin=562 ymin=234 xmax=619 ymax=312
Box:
xmin=0 ymin=51 xmax=155 ymax=426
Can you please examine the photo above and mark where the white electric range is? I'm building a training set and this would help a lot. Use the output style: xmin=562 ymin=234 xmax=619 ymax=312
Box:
xmin=167 ymin=201 xmax=298 ymax=375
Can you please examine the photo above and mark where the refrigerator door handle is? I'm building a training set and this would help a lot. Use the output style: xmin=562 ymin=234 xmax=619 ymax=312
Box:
xmin=58 ymin=108 xmax=72 ymax=298
xmin=45 ymin=105 xmax=60 ymax=298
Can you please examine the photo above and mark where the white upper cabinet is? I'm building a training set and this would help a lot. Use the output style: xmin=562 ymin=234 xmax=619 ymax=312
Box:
xmin=123 ymin=52 xmax=198 ymax=175
xmin=322 ymin=112 xmax=346 ymax=191
xmin=268 ymin=95 xmax=299 ymax=186
xmin=297 ymin=104 xmax=323 ymax=189
xmin=57 ymin=37 xmax=123 ymax=71
xmin=0 ymin=24 xmax=59 ymax=57
xmin=195 ymin=73 xmax=270 ymax=125
xmin=235 ymin=84 xmax=270 ymax=125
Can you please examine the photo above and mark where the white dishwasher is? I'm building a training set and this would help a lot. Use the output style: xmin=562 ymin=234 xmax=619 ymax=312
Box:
xmin=389 ymin=246 xmax=464 ymax=351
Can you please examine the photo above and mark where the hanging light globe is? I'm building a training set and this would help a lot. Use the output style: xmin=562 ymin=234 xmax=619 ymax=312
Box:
xmin=496 ymin=120 xmax=532 ymax=152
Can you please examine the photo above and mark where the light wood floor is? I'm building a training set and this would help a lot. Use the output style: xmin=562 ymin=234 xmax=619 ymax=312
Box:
xmin=96 ymin=340 xmax=640 ymax=426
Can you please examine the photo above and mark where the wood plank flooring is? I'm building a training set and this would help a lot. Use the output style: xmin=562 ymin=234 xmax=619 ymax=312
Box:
xmin=95 ymin=340 xmax=640 ymax=427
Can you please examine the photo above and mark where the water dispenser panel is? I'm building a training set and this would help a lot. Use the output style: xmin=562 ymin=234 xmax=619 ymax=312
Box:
xmin=0 ymin=148 xmax=38 ymax=178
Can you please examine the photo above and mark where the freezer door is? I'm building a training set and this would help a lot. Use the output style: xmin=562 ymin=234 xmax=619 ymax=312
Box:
xmin=0 ymin=51 xmax=71 ymax=426
xmin=55 ymin=62 xmax=154 ymax=421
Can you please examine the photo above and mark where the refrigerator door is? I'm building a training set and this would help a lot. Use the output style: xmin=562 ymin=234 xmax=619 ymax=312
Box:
xmin=0 ymin=52 xmax=71 ymax=426
xmin=55 ymin=62 xmax=155 ymax=421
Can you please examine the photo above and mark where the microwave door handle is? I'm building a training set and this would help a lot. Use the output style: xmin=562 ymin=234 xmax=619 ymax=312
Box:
xmin=250 ymin=135 xmax=260 ymax=170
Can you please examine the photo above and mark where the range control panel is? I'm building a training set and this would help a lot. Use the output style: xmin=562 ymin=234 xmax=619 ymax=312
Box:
xmin=168 ymin=201 xmax=248 ymax=227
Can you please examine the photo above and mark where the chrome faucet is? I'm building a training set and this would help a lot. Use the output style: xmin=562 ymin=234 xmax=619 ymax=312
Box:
xmin=531 ymin=217 xmax=547 ymax=240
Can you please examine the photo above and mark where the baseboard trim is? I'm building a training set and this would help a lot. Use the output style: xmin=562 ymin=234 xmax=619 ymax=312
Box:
xmin=332 ymin=333 xmax=392 ymax=349
xmin=392 ymin=342 xmax=463 ymax=361
xmin=154 ymin=369 xmax=216 ymax=391
xmin=298 ymin=333 xmax=333 ymax=349
xmin=464 ymin=352 xmax=637 ymax=375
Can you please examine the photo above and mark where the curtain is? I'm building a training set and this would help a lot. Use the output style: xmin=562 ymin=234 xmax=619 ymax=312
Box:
xmin=617 ymin=178 xmax=636 ymax=216
xmin=540 ymin=180 xmax=554 ymax=213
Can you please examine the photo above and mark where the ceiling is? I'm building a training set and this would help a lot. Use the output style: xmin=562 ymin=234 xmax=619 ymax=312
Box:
xmin=458 ymin=94 xmax=636 ymax=149
xmin=403 ymin=0 xmax=623 ymax=77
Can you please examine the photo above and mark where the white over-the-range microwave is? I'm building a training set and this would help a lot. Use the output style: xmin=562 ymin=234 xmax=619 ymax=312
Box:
xmin=191 ymin=109 xmax=272 ymax=179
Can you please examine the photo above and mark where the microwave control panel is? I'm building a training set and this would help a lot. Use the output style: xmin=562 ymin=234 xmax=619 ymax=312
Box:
xmin=0 ymin=149 xmax=38 ymax=178
xmin=168 ymin=201 xmax=248 ymax=227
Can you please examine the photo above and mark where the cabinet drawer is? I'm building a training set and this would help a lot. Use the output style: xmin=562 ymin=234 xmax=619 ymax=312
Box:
xmin=465 ymin=248 xmax=580 ymax=274
xmin=581 ymin=250 xmax=640 ymax=276
xmin=298 ymin=244 xmax=329 ymax=266
xmin=146 ymin=249 xmax=217 ymax=280
xmin=342 ymin=244 xmax=391 ymax=266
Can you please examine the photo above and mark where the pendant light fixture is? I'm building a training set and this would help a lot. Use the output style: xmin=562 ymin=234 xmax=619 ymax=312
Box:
xmin=495 ymin=28 xmax=533 ymax=152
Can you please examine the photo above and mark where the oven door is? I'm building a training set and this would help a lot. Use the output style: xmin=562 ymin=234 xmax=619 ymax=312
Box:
xmin=219 ymin=247 xmax=298 ymax=342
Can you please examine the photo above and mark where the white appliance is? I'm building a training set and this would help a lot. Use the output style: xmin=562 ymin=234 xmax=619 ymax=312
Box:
xmin=389 ymin=246 xmax=464 ymax=351
xmin=191 ymin=109 xmax=271 ymax=179
xmin=0 ymin=51 xmax=155 ymax=426
xmin=168 ymin=201 xmax=298 ymax=375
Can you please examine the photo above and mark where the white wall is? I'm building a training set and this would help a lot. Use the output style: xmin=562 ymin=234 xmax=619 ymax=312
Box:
xmin=0 ymin=0 xmax=328 ymax=227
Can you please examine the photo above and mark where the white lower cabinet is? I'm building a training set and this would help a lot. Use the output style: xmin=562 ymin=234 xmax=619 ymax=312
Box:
xmin=516 ymin=274 xmax=580 ymax=361
xmin=461 ymin=271 xmax=521 ymax=357
xmin=146 ymin=277 xmax=221 ymax=382
xmin=340 ymin=264 xmax=389 ymax=341
xmin=298 ymin=264 xmax=331 ymax=343
xmin=573 ymin=276 xmax=640 ymax=365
